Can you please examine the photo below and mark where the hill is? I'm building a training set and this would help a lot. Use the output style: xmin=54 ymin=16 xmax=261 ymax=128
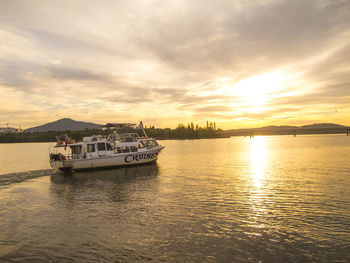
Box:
xmin=300 ymin=123 xmax=347 ymax=129
xmin=24 ymin=118 xmax=102 ymax=132
xmin=254 ymin=123 xmax=346 ymax=130
xmin=255 ymin=125 xmax=298 ymax=130
xmin=220 ymin=122 xmax=350 ymax=137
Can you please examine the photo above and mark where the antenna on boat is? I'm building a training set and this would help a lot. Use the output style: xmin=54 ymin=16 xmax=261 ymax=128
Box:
xmin=102 ymin=123 xmax=136 ymax=130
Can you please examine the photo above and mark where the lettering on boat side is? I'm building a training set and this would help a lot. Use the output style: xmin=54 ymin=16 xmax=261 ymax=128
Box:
xmin=124 ymin=153 xmax=158 ymax=163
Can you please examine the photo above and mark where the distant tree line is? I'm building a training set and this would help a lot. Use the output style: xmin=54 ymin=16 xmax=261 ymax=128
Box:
xmin=0 ymin=123 xmax=225 ymax=143
xmin=0 ymin=129 xmax=109 ymax=143
xmin=144 ymin=122 xmax=223 ymax=139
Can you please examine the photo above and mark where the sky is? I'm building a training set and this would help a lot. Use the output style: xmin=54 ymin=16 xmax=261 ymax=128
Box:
xmin=1 ymin=0 xmax=350 ymax=129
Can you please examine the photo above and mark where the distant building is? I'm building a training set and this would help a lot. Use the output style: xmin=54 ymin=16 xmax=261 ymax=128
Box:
xmin=0 ymin=127 xmax=23 ymax=134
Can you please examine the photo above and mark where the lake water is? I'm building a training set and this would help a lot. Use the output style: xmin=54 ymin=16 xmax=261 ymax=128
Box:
xmin=0 ymin=135 xmax=350 ymax=262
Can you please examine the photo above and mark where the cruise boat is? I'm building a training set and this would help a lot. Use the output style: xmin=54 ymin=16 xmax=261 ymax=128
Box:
xmin=49 ymin=123 xmax=164 ymax=172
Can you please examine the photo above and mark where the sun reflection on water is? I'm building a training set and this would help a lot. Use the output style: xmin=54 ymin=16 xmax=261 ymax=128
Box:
xmin=245 ymin=136 xmax=269 ymax=236
xmin=250 ymin=136 xmax=267 ymax=188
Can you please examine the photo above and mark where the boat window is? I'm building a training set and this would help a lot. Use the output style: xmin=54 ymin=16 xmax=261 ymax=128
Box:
xmin=122 ymin=146 xmax=130 ymax=153
xmin=71 ymin=145 xmax=82 ymax=154
xmin=97 ymin=143 xmax=106 ymax=151
xmin=106 ymin=143 xmax=113 ymax=151
xmin=130 ymin=146 xmax=138 ymax=152
xmin=114 ymin=147 xmax=122 ymax=154
xmin=138 ymin=141 xmax=146 ymax=148
xmin=87 ymin=144 xmax=95 ymax=153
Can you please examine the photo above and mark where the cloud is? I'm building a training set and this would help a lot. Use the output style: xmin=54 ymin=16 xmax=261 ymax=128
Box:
xmin=0 ymin=0 xmax=350 ymax=128
xmin=131 ymin=0 xmax=350 ymax=74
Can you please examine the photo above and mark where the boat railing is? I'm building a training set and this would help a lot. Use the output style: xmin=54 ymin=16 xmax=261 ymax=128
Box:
xmin=49 ymin=145 xmax=81 ymax=161
xmin=49 ymin=152 xmax=88 ymax=161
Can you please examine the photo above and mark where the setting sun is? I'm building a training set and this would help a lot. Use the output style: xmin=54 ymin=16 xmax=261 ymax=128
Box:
xmin=231 ymin=71 xmax=289 ymax=112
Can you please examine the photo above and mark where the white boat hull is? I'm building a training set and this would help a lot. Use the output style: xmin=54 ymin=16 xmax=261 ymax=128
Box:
xmin=50 ymin=147 xmax=163 ymax=171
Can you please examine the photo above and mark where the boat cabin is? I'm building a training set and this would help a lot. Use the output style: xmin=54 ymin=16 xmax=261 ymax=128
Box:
xmin=49 ymin=122 xmax=164 ymax=171
xmin=50 ymin=134 xmax=159 ymax=161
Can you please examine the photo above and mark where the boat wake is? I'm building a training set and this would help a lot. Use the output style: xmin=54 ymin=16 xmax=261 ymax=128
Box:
xmin=0 ymin=169 xmax=58 ymax=186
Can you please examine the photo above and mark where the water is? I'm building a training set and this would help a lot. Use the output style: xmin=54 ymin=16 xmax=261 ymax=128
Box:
xmin=0 ymin=135 xmax=350 ymax=262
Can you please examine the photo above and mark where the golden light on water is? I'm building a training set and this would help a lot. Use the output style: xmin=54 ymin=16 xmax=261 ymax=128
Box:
xmin=249 ymin=136 xmax=267 ymax=188
xmin=245 ymin=136 xmax=269 ymax=235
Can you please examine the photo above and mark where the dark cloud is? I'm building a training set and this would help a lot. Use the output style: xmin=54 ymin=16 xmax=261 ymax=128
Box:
xmin=132 ymin=0 xmax=350 ymax=75
xmin=44 ymin=66 xmax=110 ymax=82
xmin=192 ymin=105 xmax=304 ymax=120
xmin=0 ymin=60 xmax=40 ymax=87
xmin=1 ymin=0 xmax=350 ymax=127
xmin=304 ymin=43 xmax=350 ymax=84
xmin=175 ymin=95 xmax=233 ymax=108
xmin=270 ymin=89 xmax=350 ymax=108
xmin=191 ymin=105 xmax=233 ymax=113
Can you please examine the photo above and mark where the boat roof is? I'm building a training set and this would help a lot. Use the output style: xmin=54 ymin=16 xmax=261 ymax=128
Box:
xmin=54 ymin=132 xmax=156 ymax=147
xmin=102 ymin=123 xmax=136 ymax=129
xmin=55 ymin=143 xmax=83 ymax=147
xmin=54 ymin=139 xmax=145 ymax=148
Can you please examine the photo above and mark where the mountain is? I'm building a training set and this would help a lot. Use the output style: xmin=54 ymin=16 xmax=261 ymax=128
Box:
xmin=224 ymin=122 xmax=349 ymax=137
xmin=24 ymin=118 xmax=102 ymax=132
xmin=255 ymin=123 xmax=347 ymax=130
xmin=256 ymin=125 xmax=298 ymax=130
xmin=300 ymin=123 xmax=347 ymax=129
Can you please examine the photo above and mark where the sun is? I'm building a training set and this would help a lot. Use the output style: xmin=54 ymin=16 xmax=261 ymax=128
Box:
xmin=230 ymin=71 xmax=287 ymax=112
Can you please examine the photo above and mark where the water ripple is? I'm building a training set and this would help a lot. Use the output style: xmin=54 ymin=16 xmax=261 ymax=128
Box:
xmin=0 ymin=136 xmax=350 ymax=262
xmin=0 ymin=169 xmax=58 ymax=186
